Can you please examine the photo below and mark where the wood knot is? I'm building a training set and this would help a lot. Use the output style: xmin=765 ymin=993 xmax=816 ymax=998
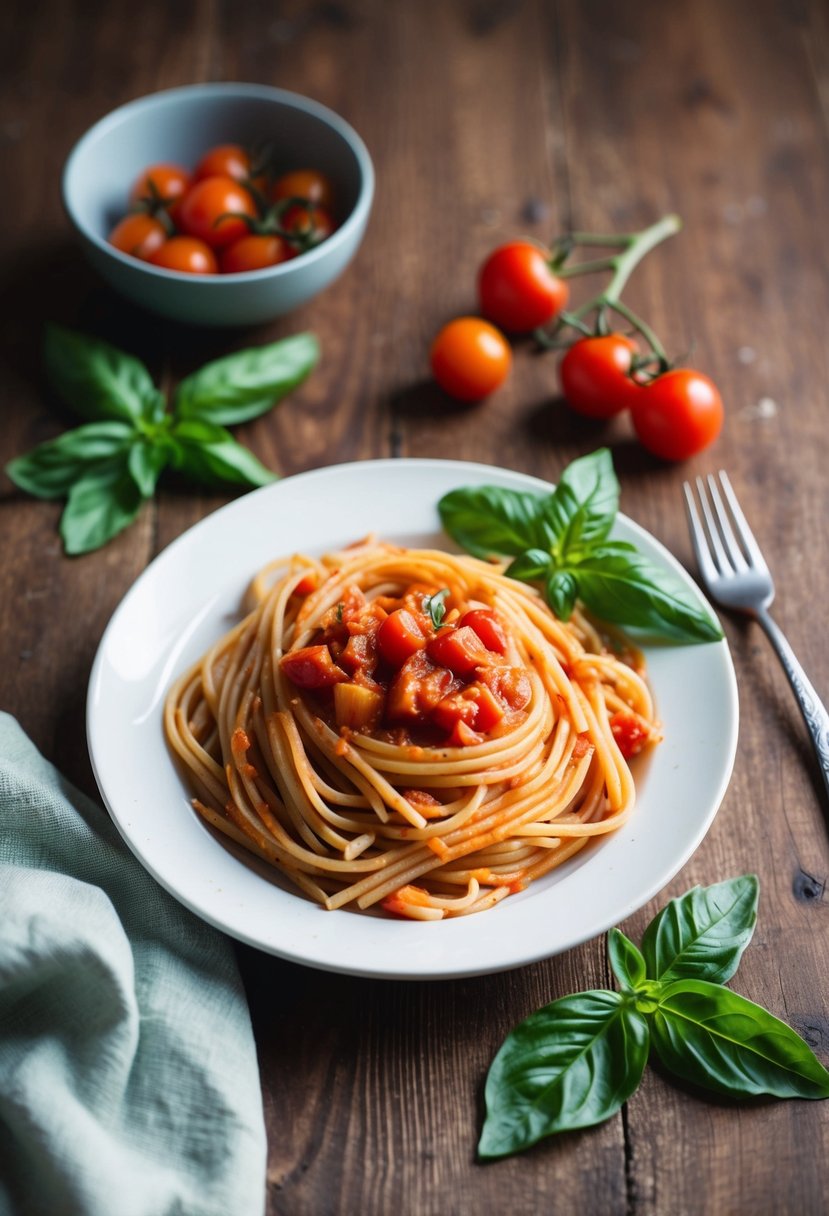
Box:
xmin=792 ymin=868 xmax=826 ymax=903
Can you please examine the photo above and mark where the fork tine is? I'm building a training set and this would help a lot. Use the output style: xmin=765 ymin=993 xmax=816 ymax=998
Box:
xmin=706 ymin=474 xmax=748 ymax=572
xmin=716 ymin=471 xmax=768 ymax=571
xmin=682 ymin=480 xmax=721 ymax=584
xmin=694 ymin=476 xmax=733 ymax=574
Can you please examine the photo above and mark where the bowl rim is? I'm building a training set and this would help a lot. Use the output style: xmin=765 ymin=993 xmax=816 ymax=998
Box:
xmin=61 ymin=81 xmax=375 ymax=285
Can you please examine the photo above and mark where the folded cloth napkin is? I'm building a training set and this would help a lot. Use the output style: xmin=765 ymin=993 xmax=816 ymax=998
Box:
xmin=0 ymin=713 xmax=266 ymax=1216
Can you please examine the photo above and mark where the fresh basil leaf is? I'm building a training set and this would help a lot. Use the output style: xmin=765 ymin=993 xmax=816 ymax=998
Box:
xmin=44 ymin=325 xmax=163 ymax=424
xmin=59 ymin=457 xmax=145 ymax=555
xmin=651 ymin=979 xmax=829 ymax=1100
xmin=642 ymin=876 xmax=759 ymax=985
xmin=478 ymin=990 xmax=649 ymax=1158
xmin=173 ymin=333 xmax=319 ymax=425
xmin=608 ymin=928 xmax=647 ymax=991
xmin=438 ymin=486 xmax=548 ymax=559
xmin=542 ymin=448 xmax=618 ymax=558
xmin=504 ymin=548 xmax=552 ymax=581
xmin=127 ymin=439 xmax=172 ymax=498
xmin=546 ymin=569 xmax=578 ymax=621
xmin=423 ymin=588 xmax=450 ymax=628
xmin=569 ymin=541 xmax=723 ymax=643
xmin=172 ymin=419 xmax=276 ymax=489
xmin=5 ymin=422 xmax=134 ymax=499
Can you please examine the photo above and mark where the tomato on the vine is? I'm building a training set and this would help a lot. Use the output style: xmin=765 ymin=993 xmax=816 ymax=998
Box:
xmin=478 ymin=241 xmax=569 ymax=333
xmin=129 ymin=163 xmax=192 ymax=213
xmin=559 ymin=333 xmax=639 ymax=418
xmin=430 ymin=317 xmax=511 ymax=402
xmin=280 ymin=203 xmax=335 ymax=248
xmin=149 ymin=236 xmax=218 ymax=274
xmin=630 ymin=368 xmax=723 ymax=461
xmin=193 ymin=143 xmax=252 ymax=184
xmin=108 ymin=213 xmax=167 ymax=261
xmin=219 ymin=234 xmax=294 ymax=274
xmin=177 ymin=176 xmax=258 ymax=249
xmin=272 ymin=169 xmax=335 ymax=212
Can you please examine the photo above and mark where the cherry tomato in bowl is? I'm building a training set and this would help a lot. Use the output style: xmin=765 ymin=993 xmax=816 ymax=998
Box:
xmin=272 ymin=169 xmax=335 ymax=211
xmin=430 ymin=317 xmax=512 ymax=402
xmin=129 ymin=163 xmax=192 ymax=213
xmin=177 ymin=176 xmax=259 ymax=249
xmin=219 ymin=234 xmax=294 ymax=274
xmin=149 ymin=236 xmax=218 ymax=274
xmin=478 ymin=241 xmax=569 ymax=333
xmin=630 ymin=368 xmax=724 ymax=461
xmin=194 ymin=143 xmax=252 ymax=183
xmin=108 ymin=213 xmax=167 ymax=261
xmin=559 ymin=333 xmax=639 ymax=418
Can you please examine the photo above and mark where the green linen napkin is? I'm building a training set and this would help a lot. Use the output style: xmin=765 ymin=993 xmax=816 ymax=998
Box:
xmin=0 ymin=713 xmax=266 ymax=1216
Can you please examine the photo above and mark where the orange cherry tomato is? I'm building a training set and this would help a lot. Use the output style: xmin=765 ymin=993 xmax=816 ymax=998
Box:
xmin=280 ymin=203 xmax=335 ymax=249
xmin=108 ymin=213 xmax=167 ymax=260
xmin=177 ymin=176 xmax=258 ymax=249
xmin=194 ymin=143 xmax=252 ymax=183
xmin=430 ymin=317 xmax=511 ymax=403
xmin=149 ymin=236 xmax=218 ymax=274
xmin=272 ymin=169 xmax=334 ymax=211
xmin=129 ymin=163 xmax=192 ymax=213
xmin=219 ymin=234 xmax=294 ymax=273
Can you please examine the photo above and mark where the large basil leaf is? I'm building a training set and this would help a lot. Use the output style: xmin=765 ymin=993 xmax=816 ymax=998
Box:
xmin=651 ymin=979 xmax=829 ymax=1100
xmin=608 ymin=928 xmax=647 ymax=991
xmin=5 ymin=422 xmax=134 ymax=499
xmin=171 ymin=419 xmax=276 ymax=489
xmin=44 ymin=325 xmax=163 ymax=424
xmin=60 ymin=457 xmax=145 ymax=555
xmin=641 ymin=876 xmax=759 ymax=985
xmin=542 ymin=447 xmax=618 ymax=558
xmin=173 ymin=333 xmax=319 ymax=425
xmin=569 ymin=541 xmax=723 ymax=642
xmin=478 ymin=990 xmax=649 ymax=1158
xmin=438 ymin=486 xmax=548 ymax=559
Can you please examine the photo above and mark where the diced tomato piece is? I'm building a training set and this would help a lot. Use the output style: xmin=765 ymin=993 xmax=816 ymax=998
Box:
xmin=427 ymin=625 xmax=496 ymax=675
xmin=445 ymin=719 xmax=485 ymax=748
xmin=432 ymin=681 xmax=506 ymax=734
xmin=386 ymin=651 xmax=456 ymax=721
xmin=293 ymin=571 xmax=318 ymax=597
xmin=377 ymin=608 xmax=428 ymax=668
xmin=479 ymin=665 xmax=532 ymax=712
xmin=610 ymin=711 xmax=650 ymax=759
xmin=458 ymin=608 xmax=508 ymax=655
xmin=346 ymin=601 xmax=388 ymax=636
xmin=338 ymin=632 xmax=379 ymax=676
xmin=572 ymin=732 xmax=592 ymax=758
xmin=281 ymin=645 xmax=348 ymax=689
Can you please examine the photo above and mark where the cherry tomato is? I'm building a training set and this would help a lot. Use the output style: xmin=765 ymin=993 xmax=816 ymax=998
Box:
xmin=194 ymin=143 xmax=251 ymax=183
xmin=272 ymin=169 xmax=334 ymax=211
xmin=630 ymin=368 xmax=724 ymax=461
xmin=559 ymin=334 xmax=639 ymax=419
xmin=176 ymin=176 xmax=258 ymax=249
xmin=149 ymin=236 xmax=218 ymax=274
xmin=108 ymin=213 xmax=167 ymax=261
xmin=430 ymin=317 xmax=511 ymax=403
xmin=280 ymin=203 xmax=335 ymax=249
xmin=129 ymin=163 xmax=192 ymax=213
xmin=219 ymin=234 xmax=294 ymax=274
xmin=478 ymin=241 xmax=569 ymax=333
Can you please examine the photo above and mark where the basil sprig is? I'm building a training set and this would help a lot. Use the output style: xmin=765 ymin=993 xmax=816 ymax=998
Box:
xmin=5 ymin=326 xmax=319 ymax=555
xmin=479 ymin=876 xmax=829 ymax=1159
xmin=438 ymin=448 xmax=722 ymax=643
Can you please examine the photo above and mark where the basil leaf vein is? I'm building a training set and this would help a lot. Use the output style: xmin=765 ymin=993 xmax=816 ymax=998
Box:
xmin=642 ymin=876 xmax=759 ymax=985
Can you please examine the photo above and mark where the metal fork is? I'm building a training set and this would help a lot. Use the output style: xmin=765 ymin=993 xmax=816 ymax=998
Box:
xmin=684 ymin=471 xmax=829 ymax=804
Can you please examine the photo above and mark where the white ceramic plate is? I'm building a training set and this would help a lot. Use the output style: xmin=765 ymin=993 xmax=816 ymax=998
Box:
xmin=88 ymin=459 xmax=738 ymax=979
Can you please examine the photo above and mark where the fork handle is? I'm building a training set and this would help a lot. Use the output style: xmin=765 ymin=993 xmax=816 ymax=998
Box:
xmin=756 ymin=607 xmax=829 ymax=802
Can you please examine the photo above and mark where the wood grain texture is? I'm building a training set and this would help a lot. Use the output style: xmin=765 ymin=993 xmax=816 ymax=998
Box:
xmin=2 ymin=0 xmax=829 ymax=1213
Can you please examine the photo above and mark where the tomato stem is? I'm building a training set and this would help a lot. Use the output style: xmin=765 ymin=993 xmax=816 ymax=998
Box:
xmin=556 ymin=255 xmax=617 ymax=279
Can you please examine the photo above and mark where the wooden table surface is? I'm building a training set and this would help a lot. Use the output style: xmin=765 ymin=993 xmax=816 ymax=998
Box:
xmin=3 ymin=1 xmax=829 ymax=1212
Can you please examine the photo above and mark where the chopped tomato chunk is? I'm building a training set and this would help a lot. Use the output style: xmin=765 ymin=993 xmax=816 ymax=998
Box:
xmin=427 ymin=625 xmax=496 ymax=675
xmin=293 ymin=571 xmax=318 ymax=596
xmin=445 ymin=719 xmax=485 ymax=748
xmin=281 ymin=645 xmax=348 ymax=688
xmin=478 ymin=665 xmax=532 ymax=712
xmin=338 ymin=632 xmax=378 ymax=676
xmin=458 ymin=608 xmax=507 ymax=655
xmin=610 ymin=711 xmax=650 ymax=758
xmin=377 ymin=608 xmax=428 ymax=668
xmin=431 ymin=681 xmax=506 ymax=734
xmin=386 ymin=651 xmax=456 ymax=721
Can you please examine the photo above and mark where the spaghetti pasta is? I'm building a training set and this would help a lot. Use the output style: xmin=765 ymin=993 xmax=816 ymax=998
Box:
xmin=164 ymin=539 xmax=661 ymax=920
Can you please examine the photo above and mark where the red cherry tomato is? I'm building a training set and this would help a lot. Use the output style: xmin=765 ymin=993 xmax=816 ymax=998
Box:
xmin=478 ymin=241 xmax=569 ymax=333
xmin=630 ymin=368 xmax=724 ymax=461
xmin=108 ymin=213 xmax=167 ymax=261
xmin=280 ymin=203 xmax=335 ymax=249
xmin=559 ymin=334 xmax=640 ymax=419
xmin=272 ymin=169 xmax=335 ymax=212
xmin=194 ymin=143 xmax=252 ymax=183
xmin=176 ymin=176 xmax=258 ymax=249
xmin=219 ymin=234 xmax=294 ymax=273
xmin=149 ymin=236 xmax=218 ymax=274
xmin=430 ymin=317 xmax=511 ymax=403
xmin=129 ymin=163 xmax=192 ymax=212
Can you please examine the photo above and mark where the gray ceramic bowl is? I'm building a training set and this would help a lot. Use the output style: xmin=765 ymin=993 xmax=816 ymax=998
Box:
xmin=62 ymin=82 xmax=374 ymax=327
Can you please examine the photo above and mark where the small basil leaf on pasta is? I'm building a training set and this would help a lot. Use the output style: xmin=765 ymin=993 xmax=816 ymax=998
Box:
xmin=542 ymin=447 xmax=619 ymax=558
xmin=438 ymin=486 xmax=548 ymax=558
xmin=650 ymin=980 xmax=829 ymax=1100
xmin=608 ymin=928 xmax=647 ymax=991
xmin=478 ymin=990 xmax=649 ymax=1158
xmin=423 ymin=588 xmax=450 ymax=628
xmin=171 ymin=420 xmax=276 ymax=488
xmin=570 ymin=542 xmax=723 ymax=643
xmin=5 ymin=422 xmax=134 ymax=499
xmin=127 ymin=438 xmax=173 ymax=499
xmin=545 ymin=569 xmax=578 ymax=621
xmin=173 ymin=333 xmax=319 ymax=425
xmin=641 ymin=876 xmax=759 ymax=985
xmin=44 ymin=325 xmax=163 ymax=424
xmin=59 ymin=457 xmax=145 ymax=555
